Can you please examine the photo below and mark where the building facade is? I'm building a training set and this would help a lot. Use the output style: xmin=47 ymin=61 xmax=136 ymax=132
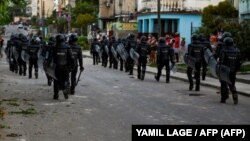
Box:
xmin=137 ymin=0 xmax=224 ymax=44
xmin=239 ymin=0 xmax=250 ymax=21
xmin=37 ymin=0 xmax=54 ymax=18
xmin=26 ymin=0 xmax=38 ymax=16
xmin=98 ymin=0 xmax=137 ymax=31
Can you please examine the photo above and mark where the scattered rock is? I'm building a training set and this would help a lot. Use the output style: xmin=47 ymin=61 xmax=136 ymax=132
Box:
xmin=6 ymin=133 xmax=22 ymax=137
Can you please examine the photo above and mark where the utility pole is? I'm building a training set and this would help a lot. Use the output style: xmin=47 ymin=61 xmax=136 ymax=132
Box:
xmin=157 ymin=0 xmax=161 ymax=39
xmin=42 ymin=0 xmax=45 ymax=38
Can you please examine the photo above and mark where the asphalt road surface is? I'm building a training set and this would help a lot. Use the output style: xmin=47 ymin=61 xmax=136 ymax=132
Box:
xmin=0 ymin=56 xmax=250 ymax=141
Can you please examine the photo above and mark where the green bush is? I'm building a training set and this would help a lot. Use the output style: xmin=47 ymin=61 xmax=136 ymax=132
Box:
xmin=77 ymin=36 xmax=90 ymax=50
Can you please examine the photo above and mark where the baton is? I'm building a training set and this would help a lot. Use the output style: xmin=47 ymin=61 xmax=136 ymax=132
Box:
xmin=75 ymin=70 xmax=83 ymax=86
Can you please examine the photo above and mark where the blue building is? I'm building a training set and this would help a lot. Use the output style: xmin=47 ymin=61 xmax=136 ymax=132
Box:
xmin=137 ymin=12 xmax=202 ymax=44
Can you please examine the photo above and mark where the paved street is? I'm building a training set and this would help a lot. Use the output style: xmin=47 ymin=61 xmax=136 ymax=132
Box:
xmin=0 ymin=56 xmax=250 ymax=141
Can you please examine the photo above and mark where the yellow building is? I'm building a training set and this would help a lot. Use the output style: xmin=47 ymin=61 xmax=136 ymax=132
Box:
xmin=37 ymin=0 xmax=54 ymax=18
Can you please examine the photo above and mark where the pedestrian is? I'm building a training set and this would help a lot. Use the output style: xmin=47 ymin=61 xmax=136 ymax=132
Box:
xmin=218 ymin=37 xmax=241 ymax=104
xmin=149 ymin=35 xmax=157 ymax=64
xmin=154 ymin=37 xmax=175 ymax=83
xmin=90 ymin=38 xmax=100 ymax=65
xmin=126 ymin=34 xmax=137 ymax=75
xmin=173 ymin=33 xmax=180 ymax=62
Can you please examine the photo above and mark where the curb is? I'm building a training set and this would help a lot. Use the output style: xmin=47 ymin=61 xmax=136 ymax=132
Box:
xmin=83 ymin=53 xmax=250 ymax=97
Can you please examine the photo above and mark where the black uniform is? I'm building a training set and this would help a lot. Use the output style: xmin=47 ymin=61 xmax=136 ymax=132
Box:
xmin=100 ymin=36 xmax=109 ymax=67
xmin=44 ymin=37 xmax=56 ymax=86
xmin=69 ymin=35 xmax=84 ymax=95
xmin=16 ymin=34 xmax=28 ymax=76
xmin=136 ymin=36 xmax=150 ymax=80
xmin=52 ymin=35 xmax=74 ymax=100
xmin=126 ymin=34 xmax=137 ymax=75
xmin=199 ymin=35 xmax=212 ymax=80
xmin=155 ymin=38 xmax=175 ymax=83
xmin=27 ymin=39 xmax=40 ymax=79
xmin=109 ymin=37 xmax=118 ymax=69
xmin=218 ymin=37 xmax=241 ymax=104
xmin=187 ymin=35 xmax=204 ymax=91
xmin=6 ymin=35 xmax=18 ymax=73
xmin=91 ymin=38 xmax=100 ymax=65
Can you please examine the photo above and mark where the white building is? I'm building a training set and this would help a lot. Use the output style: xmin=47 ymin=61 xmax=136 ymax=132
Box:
xmin=239 ymin=0 xmax=250 ymax=21
xmin=26 ymin=0 xmax=38 ymax=16
xmin=138 ymin=0 xmax=225 ymax=12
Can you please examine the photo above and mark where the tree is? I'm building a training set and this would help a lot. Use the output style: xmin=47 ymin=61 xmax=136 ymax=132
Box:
xmin=76 ymin=14 xmax=96 ymax=35
xmin=198 ymin=1 xmax=250 ymax=61
xmin=0 ymin=0 xmax=27 ymax=25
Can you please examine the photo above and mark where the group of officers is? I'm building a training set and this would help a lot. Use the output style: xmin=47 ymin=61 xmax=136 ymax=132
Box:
xmin=91 ymin=34 xmax=175 ymax=82
xmin=90 ymin=32 xmax=241 ymax=104
xmin=5 ymin=33 xmax=84 ymax=100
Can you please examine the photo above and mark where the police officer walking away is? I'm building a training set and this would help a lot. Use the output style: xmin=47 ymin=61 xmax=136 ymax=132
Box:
xmin=154 ymin=37 xmax=175 ymax=83
xmin=91 ymin=38 xmax=100 ymax=65
xmin=101 ymin=36 xmax=109 ymax=67
xmin=52 ymin=34 xmax=74 ymax=100
xmin=136 ymin=36 xmax=150 ymax=80
xmin=199 ymin=34 xmax=212 ymax=80
xmin=126 ymin=34 xmax=137 ymax=75
xmin=218 ymin=37 xmax=241 ymax=104
xmin=27 ymin=36 xmax=40 ymax=79
xmin=186 ymin=34 xmax=203 ymax=91
xmin=68 ymin=34 xmax=84 ymax=95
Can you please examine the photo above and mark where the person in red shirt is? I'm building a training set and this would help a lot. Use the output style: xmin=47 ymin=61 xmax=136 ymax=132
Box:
xmin=173 ymin=33 xmax=180 ymax=62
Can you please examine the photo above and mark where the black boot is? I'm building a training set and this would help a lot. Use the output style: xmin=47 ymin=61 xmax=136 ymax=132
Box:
xmin=232 ymin=93 xmax=238 ymax=105
xmin=189 ymin=84 xmax=194 ymax=91
xmin=53 ymin=93 xmax=59 ymax=100
xmin=155 ymin=75 xmax=159 ymax=82
xmin=141 ymin=73 xmax=145 ymax=80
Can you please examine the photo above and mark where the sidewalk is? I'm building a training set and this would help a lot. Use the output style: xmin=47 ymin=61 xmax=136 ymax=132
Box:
xmin=82 ymin=51 xmax=250 ymax=97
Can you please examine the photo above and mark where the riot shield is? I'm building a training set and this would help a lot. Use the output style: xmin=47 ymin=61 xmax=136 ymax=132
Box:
xmin=105 ymin=45 xmax=109 ymax=55
xmin=130 ymin=48 xmax=139 ymax=64
xmin=216 ymin=64 xmax=231 ymax=84
xmin=95 ymin=45 xmax=102 ymax=59
xmin=21 ymin=50 xmax=30 ymax=62
xmin=116 ymin=43 xmax=127 ymax=62
xmin=44 ymin=59 xmax=57 ymax=80
xmin=12 ymin=47 xmax=19 ymax=61
xmin=170 ymin=62 xmax=177 ymax=75
xmin=37 ymin=48 xmax=45 ymax=70
xmin=111 ymin=46 xmax=119 ymax=62
xmin=204 ymin=48 xmax=218 ymax=77
xmin=184 ymin=54 xmax=195 ymax=70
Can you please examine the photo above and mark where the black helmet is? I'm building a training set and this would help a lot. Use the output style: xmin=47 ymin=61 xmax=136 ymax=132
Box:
xmin=191 ymin=34 xmax=199 ymax=42
xmin=56 ymin=34 xmax=65 ymax=43
xmin=158 ymin=37 xmax=165 ymax=44
xmin=140 ymin=36 xmax=147 ymax=42
xmin=69 ymin=34 xmax=78 ymax=43
xmin=129 ymin=33 xmax=135 ymax=39
xmin=102 ymin=35 xmax=106 ymax=40
xmin=222 ymin=32 xmax=232 ymax=40
xmin=198 ymin=33 xmax=207 ymax=41
xmin=223 ymin=37 xmax=234 ymax=46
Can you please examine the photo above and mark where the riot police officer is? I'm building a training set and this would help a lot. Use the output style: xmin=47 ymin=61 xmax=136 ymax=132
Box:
xmin=27 ymin=36 xmax=40 ymax=79
xmin=136 ymin=36 xmax=150 ymax=80
xmin=109 ymin=36 xmax=118 ymax=69
xmin=44 ymin=37 xmax=56 ymax=86
xmin=68 ymin=34 xmax=84 ymax=95
xmin=218 ymin=37 xmax=241 ymax=104
xmin=52 ymin=34 xmax=74 ymax=100
xmin=91 ymin=38 xmax=100 ymax=65
xmin=17 ymin=34 xmax=28 ymax=76
xmin=101 ymin=36 xmax=109 ymax=67
xmin=6 ymin=35 xmax=18 ymax=73
xmin=126 ymin=34 xmax=137 ymax=75
xmin=186 ymin=34 xmax=204 ymax=91
xmin=215 ymin=32 xmax=232 ymax=60
xmin=199 ymin=34 xmax=212 ymax=80
xmin=154 ymin=38 xmax=175 ymax=83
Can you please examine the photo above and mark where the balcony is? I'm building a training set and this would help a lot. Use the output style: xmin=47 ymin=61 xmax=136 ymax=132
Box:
xmin=139 ymin=0 xmax=202 ymax=14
